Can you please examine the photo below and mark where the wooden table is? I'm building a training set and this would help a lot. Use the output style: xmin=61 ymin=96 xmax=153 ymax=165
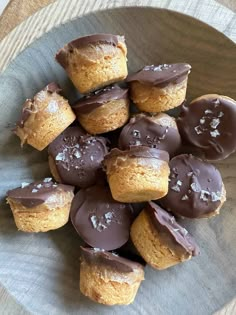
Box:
xmin=0 ymin=0 xmax=235 ymax=314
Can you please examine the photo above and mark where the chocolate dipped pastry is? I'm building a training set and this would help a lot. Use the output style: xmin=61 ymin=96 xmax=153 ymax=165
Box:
xmin=70 ymin=185 xmax=133 ymax=250
xmin=6 ymin=178 xmax=74 ymax=232
xmin=130 ymin=202 xmax=199 ymax=270
xmin=80 ymin=247 xmax=144 ymax=305
xmin=103 ymin=146 xmax=170 ymax=203
xmin=118 ymin=113 xmax=181 ymax=157
xmin=160 ymin=154 xmax=226 ymax=218
xmin=177 ymin=94 xmax=236 ymax=160
xmin=56 ymin=34 xmax=128 ymax=94
xmin=126 ymin=63 xmax=191 ymax=113
xmin=14 ymin=83 xmax=76 ymax=151
xmin=73 ymin=85 xmax=130 ymax=134
xmin=48 ymin=126 xmax=108 ymax=188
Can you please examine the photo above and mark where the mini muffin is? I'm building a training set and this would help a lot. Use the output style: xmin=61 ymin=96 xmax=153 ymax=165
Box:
xmin=73 ymin=85 xmax=129 ymax=134
xmin=48 ymin=126 xmax=108 ymax=188
xmin=14 ymin=83 xmax=76 ymax=151
xmin=70 ymin=185 xmax=133 ymax=250
xmin=130 ymin=202 xmax=199 ymax=270
xmin=177 ymin=94 xmax=236 ymax=160
xmin=103 ymin=146 xmax=170 ymax=203
xmin=119 ymin=113 xmax=181 ymax=157
xmin=56 ymin=34 xmax=128 ymax=94
xmin=126 ymin=63 xmax=191 ymax=113
xmin=80 ymin=247 xmax=144 ymax=305
xmin=6 ymin=178 xmax=74 ymax=232
xmin=160 ymin=154 xmax=226 ymax=218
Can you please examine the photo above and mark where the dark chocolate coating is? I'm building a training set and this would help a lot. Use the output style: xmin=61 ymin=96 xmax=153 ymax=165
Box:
xmin=177 ymin=95 xmax=236 ymax=160
xmin=70 ymin=185 xmax=133 ymax=250
xmin=56 ymin=34 xmax=125 ymax=68
xmin=48 ymin=126 xmax=108 ymax=188
xmin=118 ymin=114 xmax=181 ymax=157
xmin=80 ymin=247 xmax=144 ymax=273
xmin=160 ymin=154 xmax=223 ymax=218
xmin=73 ymin=85 xmax=129 ymax=114
xmin=147 ymin=202 xmax=199 ymax=256
xmin=126 ymin=63 xmax=191 ymax=87
xmin=45 ymin=82 xmax=62 ymax=94
xmin=104 ymin=146 xmax=169 ymax=163
xmin=7 ymin=178 xmax=74 ymax=208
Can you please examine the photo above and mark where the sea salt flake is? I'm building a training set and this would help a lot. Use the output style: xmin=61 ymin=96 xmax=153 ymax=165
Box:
xmin=194 ymin=126 xmax=203 ymax=135
xmin=205 ymin=109 xmax=213 ymax=114
xmin=200 ymin=118 xmax=205 ymax=124
xmin=171 ymin=185 xmax=180 ymax=192
xmin=90 ymin=156 xmax=94 ymax=161
xmin=170 ymin=216 xmax=175 ymax=224
xmin=21 ymin=182 xmax=29 ymax=188
xmin=73 ymin=150 xmax=81 ymax=159
xmin=210 ymin=118 xmax=220 ymax=129
xmin=37 ymin=184 xmax=42 ymax=189
xmin=210 ymin=130 xmax=220 ymax=138
xmin=44 ymin=177 xmax=52 ymax=183
xmin=211 ymin=191 xmax=221 ymax=202
xmin=181 ymin=194 xmax=189 ymax=201
xmin=200 ymin=190 xmax=210 ymax=201
xmin=177 ymin=180 xmax=182 ymax=186
xmin=218 ymin=112 xmax=224 ymax=118
xmin=187 ymin=172 xmax=193 ymax=177
xmin=132 ymin=130 xmax=141 ymax=138
xmin=191 ymin=182 xmax=201 ymax=193
xmin=135 ymin=140 xmax=141 ymax=145
xmin=182 ymin=228 xmax=188 ymax=236
xmin=55 ymin=151 xmax=66 ymax=161
xmin=173 ymin=229 xmax=180 ymax=232
xmin=90 ymin=215 xmax=98 ymax=229
xmin=32 ymin=189 xmax=38 ymax=193
xmin=104 ymin=212 xmax=113 ymax=224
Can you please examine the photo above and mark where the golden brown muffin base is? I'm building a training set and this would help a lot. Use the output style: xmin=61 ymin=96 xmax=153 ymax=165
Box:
xmin=15 ymin=90 xmax=76 ymax=151
xmin=105 ymin=157 xmax=170 ymax=203
xmin=131 ymin=210 xmax=191 ymax=270
xmin=7 ymin=190 xmax=74 ymax=232
xmin=78 ymin=99 xmax=129 ymax=134
xmin=63 ymin=42 xmax=127 ymax=94
xmin=80 ymin=259 xmax=144 ymax=305
xmin=130 ymin=78 xmax=188 ymax=113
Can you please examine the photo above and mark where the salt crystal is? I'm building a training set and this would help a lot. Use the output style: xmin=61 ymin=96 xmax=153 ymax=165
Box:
xmin=194 ymin=126 xmax=203 ymax=135
xmin=55 ymin=152 xmax=66 ymax=161
xmin=177 ymin=180 xmax=182 ymax=186
xmin=200 ymin=190 xmax=210 ymax=201
xmin=171 ymin=185 xmax=180 ymax=192
xmin=210 ymin=130 xmax=220 ymax=138
xmin=21 ymin=182 xmax=29 ymax=188
xmin=211 ymin=191 xmax=221 ymax=202
xmin=210 ymin=118 xmax=220 ymax=129
xmin=37 ymin=184 xmax=42 ymax=189
xmin=200 ymin=118 xmax=205 ymax=124
xmin=205 ymin=109 xmax=213 ymax=114
xmin=135 ymin=140 xmax=141 ymax=145
xmin=191 ymin=182 xmax=201 ymax=193
xmin=182 ymin=228 xmax=188 ymax=236
xmin=132 ymin=130 xmax=141 ymax=139
xmin=43 ymin=178 xmax=52 ymax=183
xmin=90 ymin=215 xmax=97 ymax=229
xmin=218 ymin=112 xmax=224 ymax=118
xmin=32 ymin=189 xmax=38 ymax=193
xmin=73 ymin=150 xmax=81 ymax=159
xmin=187 ymin=172 xmax=193 ymax=177
xmin=170 ymin=216 xmax=175 ymax=224
xmin=104 ymin=212 xmax=113 ymax=221
xmin=90 ymin=156 xmax=94 ymax=161
xmin=181 ymin=194 xmax=189 ymax=201
xmin=173 ymin=229 xmax=180 ymax=232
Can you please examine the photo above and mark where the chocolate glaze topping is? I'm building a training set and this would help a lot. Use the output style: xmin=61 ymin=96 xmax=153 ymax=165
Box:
xmin=56 ymin=34 xmax=125 ymax=68
xmin=80 ymin=247 xmax=144 ymax=273
xmin=104 ymin=146 xmax=169 ymax=163
xmin=160 ymin=154 xmax=223 ymax=218
xmin=70 ymin=185 xmax=133 ymax=250
xmin=73 ymin=85 xmax=129 ymax=114
xmin=147 ymin=202 xmax=199 ymax=256
xmin=17 ymin=83 xmax=62 ymax=128
xmin=48 ymin=126 xmax=108 ymax=188
xmin=118 ymin=114 xmax=181 ymax=156
xmin=126 ymin=63 xmax=191 ymax=87
xmin=177 ymin=95 xmax=236 ymax=160
xmin=7 ymin=178 xmax=74 ymax=208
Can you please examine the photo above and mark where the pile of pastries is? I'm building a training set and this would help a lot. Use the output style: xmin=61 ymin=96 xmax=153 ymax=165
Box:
xmin=6 ymin=34 xmax=236 ymax=306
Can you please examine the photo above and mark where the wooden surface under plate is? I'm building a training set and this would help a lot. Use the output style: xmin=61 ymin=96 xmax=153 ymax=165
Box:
xmin=0 ymin=0 xmax=236 ymax=314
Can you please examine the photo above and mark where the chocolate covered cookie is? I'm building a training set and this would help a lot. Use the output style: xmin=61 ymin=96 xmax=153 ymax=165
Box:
xmin=160 ymin=154 xmax=226 ymax=218
xmin=119 ymin=113 xmax=181 ymax=156
xmin=56 ymin=34 xmax=128 ymax=94
xmin=80 ymin=247 xmax=144 ymax=305
xmin=177 ymin=94 xmax=236 ymax=160
xmin=6 ymin=178 xmax=74 ymax=232
xmin=127 ymin=63 xmax=191 ymax=113
xmin=14 ymin=83 xmax=76 ymax=151
xmin=70 ymin=185 xmax=133 ymax=250
xmin=131 ymin=202 xmax=199 ymax=270
xmin=48 ymin=126 xmax=108 ymax=188
xmin=103 ymin=146 xmax=170 ymax=202
xmin=74 ymin=85 xmax=129 ymax=134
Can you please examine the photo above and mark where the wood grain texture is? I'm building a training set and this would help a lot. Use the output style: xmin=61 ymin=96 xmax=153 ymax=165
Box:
xmin=0 ymin=1 xmax=235 ymax=314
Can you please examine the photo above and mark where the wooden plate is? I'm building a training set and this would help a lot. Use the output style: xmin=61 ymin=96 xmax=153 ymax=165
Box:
xmin=0 ymin=0 xmax=235 ymax=314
